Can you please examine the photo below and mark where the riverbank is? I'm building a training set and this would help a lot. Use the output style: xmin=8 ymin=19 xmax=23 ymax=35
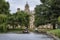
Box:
xmin=37 ymin=29 xmax=60 ymax=40
xmin=47 ymin=29 xmax=60 ymax=40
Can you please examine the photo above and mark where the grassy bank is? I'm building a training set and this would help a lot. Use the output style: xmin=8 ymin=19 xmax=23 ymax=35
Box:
xmin=47 ymin=29 xmax=60 ymax=38
xmin=0 ymin=28 xmax=24 ymax=33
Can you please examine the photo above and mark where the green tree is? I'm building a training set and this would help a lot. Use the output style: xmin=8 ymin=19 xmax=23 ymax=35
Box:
xmin=0 ymin=0 xmax=10 ymax=15
xmin=0 ymin=0 xmax=10 ymax=32
xmin=16 ymin=11 xmax=30 ymax=28
xmin=34 ymin=0 xmax=60 ymax=29
xmin=7 ymin=10 xmax=30 ymax=29
xmin=0 ymin=14 xmax=8 ymax=32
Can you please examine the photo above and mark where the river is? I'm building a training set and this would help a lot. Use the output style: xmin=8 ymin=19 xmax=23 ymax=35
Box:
xmin=0 ymin=33 xmax=55 ymax=40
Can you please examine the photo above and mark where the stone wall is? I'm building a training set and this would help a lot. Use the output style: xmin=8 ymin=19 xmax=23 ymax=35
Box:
xmin=38 ymin=24 xmax=53 ymax=29
xmin=29 ymin=14 xmax=35 ymax=29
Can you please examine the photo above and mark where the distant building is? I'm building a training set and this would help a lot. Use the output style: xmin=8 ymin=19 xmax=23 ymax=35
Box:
xmin=24 ymin=2 xmax=30 ymax=14
xmin=16 ymin=2 xmax=35 ymax=29
xmin=24 ymin=2 xmax=35 ymax=29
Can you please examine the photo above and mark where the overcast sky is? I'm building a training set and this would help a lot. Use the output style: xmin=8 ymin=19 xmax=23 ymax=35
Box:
xmin=6 ymin=0 xmax=41 ymax=13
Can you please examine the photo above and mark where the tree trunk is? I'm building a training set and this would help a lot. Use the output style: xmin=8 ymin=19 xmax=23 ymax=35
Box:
xmin=53 ymin=23 xmax=56 ymax=29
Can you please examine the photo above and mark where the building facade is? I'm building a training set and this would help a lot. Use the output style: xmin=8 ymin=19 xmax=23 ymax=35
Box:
xmin=24 ymin=2 xmax=30 ymax=14
xmin=24 ymin=2 xmax=35 ymax=29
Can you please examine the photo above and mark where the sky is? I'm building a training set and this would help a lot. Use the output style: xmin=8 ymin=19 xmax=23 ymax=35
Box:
xmin=6 ymin=0 xmax=41 ymax=13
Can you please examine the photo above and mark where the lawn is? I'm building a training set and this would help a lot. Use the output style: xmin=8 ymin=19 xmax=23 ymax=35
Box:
xmin=47 ymin=29 xmax=60 ymax=38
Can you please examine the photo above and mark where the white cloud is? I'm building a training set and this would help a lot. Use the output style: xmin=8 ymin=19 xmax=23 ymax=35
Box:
xmin=6 ymin=0 xmax=41 ymax=13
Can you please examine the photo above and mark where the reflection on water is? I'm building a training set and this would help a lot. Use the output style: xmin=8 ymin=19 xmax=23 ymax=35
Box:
xmin=0 ymin=33 xmax=55 ymax=40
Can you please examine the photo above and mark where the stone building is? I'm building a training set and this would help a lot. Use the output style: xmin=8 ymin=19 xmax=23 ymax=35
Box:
xmin=24 ymin=2 xmax=30 ymax=14
xmin=24 ymin=2 xmax=35 ymax=29
xmin=16 ymin=2 xmax=35 ymax=29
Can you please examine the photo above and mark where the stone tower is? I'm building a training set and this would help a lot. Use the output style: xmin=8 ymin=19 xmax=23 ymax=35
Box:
xmin=24 ymin=2 xmax=30 ymax=14
xmin=29 ymin=11 xmax=35 ymax=29
xmin=24 ymin=2 xmax=35 ymax=29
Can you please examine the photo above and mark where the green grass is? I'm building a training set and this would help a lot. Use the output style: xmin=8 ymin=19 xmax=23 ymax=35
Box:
xmin=47 ymin=29 xmax=60 ymax=38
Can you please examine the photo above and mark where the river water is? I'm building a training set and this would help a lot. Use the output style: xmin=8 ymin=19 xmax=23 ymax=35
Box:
xmin=0 ymin=33 xmax=55 ymax=40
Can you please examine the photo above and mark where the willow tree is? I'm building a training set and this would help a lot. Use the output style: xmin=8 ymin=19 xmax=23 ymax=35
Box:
xmin=0 ymin=14 xmax=8 ymax=32
xmin=0 ymin=0 xmax=10 ymax=32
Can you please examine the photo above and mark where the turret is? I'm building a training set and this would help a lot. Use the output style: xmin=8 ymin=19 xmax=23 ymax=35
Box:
xmin=24 ymin=2 xmax=30 ymax=13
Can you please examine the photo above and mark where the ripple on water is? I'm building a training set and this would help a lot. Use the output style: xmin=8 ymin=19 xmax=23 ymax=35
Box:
xmin=0 ymin=33 xmax=55 ymax=40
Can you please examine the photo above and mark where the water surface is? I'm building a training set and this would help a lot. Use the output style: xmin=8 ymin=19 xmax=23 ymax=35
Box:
xmin=0 ymin=33 xmax=55 ymax=40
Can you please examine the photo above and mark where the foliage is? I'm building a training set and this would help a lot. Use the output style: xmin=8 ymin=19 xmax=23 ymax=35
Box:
xmin=0 ymin=14 xmax=8 ymax=32
xmin=8 ymin=11 xmax=30 ymax=29
xmin=0 ymin=0 xmax=10 ymax=32
xmin=0 ymin=0 xmax=30 ymax=32
xmin=34 ymin=0 xmax=60 ymax=27
xmin=58 ymin=16 xmax=60 ymax=24
xmin=47 ymin=29 xmax=60 ymax=38
xmin=0 ymin=0 xmax=10 ymax=15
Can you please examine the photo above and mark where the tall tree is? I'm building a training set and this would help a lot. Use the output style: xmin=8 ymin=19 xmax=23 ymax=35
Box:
xmin=34 ymin=0 xmax=60 ymax=29
xmin=0 ymin=0 xmax=10 ymax=15
xmin=0 ymin=14 xmax=8 ymax=32
xmin=8 ymin=10 xmax=30 ymax=29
